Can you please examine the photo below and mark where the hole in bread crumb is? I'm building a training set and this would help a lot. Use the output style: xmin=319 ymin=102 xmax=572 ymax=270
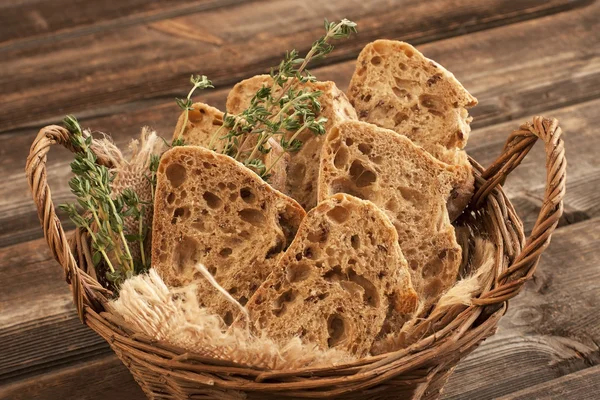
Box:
xmin=217 ymin=182 xmax=226 ymax=190
xmin=278 ymin=209 xmax=299 ymax=248
xmin=402 ymin=47 xmax=414 ymax=58
xmin=203 ymin=191 xmax=223 ymax=209
xmin=399 ymin=62 xmax=408 ymax=71
xmin=361 ymin=94 xmax=372 ymax=102
xmin=272 ymin=289 xmax=296 ymax=317
xmin=333 ymin=146 xmax=349 ymax=169
xmin=340 ymin=281 xmax=364 ymax=297
xmin=219 ymin=248 xmax=232 ymax=258
xmin=345 ymin=138 xmax=354 ymax=146
xmin=287 ymin=262 xmax=312 ymax=283
xmin=207 ymin=265 xmax=217 ymax=276
xmin=239 ymin=208 xmax=266 ymax=226
xmin=212 ymin=118 xmax=223 ymax=126
xmin=398 ymin=186 xmax=423 ymax=204
xmin=172 ymin=206 xmax=191 ymax=224
xmin=356 ymin=67 xmax=366 ymax=76
xmin=165 ymin=163 xmax=187 ymax=188
xmin=223 ymin=311 xmax=233 ymax=326
xmin=350 ymin=234 xmax=361 ymax=250
xmin=202 ymin=162 xmax=212 ymax=169
xmin=172 ymin=236 xmax=199 ymax=275
xmin=419 ymin=94 xmax=445 ymax=113
xmin=348 ymin=268 xmax=379 ymax=307
xmin=393 ymin=112 xmax=409 ymax=126
xmin=240 ymin=187 xmax=256 ymax=204
xmin=370 ymin=56 xmax=382 ymax=66
xmin=357 ymin=143 xmax=372 ymax=155
xmin=239 ymin=296 xmax=248 ymax=306
xmin=329 ymin=177 xmax=367 ymax=200
xmin=324 ymin=265 xmax=344 ymax=282
xmin=307 ymin=225 xmax=329 ymax=243
xmin=327 ymin=205 xmax=350 ymax=224
xmin=349 ymin=160 xmax=377 ymax=187
xmin=191 ymin=219 xmax=205 ymax=231
xmin=327 ymin=314 xmax=347 ymax=348
xmin=166 ymin=192 xmax=176 ymax=204
xmin=266 ymin=238 xmax=284 ymax=259
xmin=180 ymin=190 xmax=187 ymax=200
xmin=385 ymin=197 xmax=399 ymax=213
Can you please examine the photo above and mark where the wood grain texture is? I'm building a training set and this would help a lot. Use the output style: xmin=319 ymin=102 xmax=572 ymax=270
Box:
xmin=0 ymin=355 xmax=144 ymax=400
xmin=496 ymin=365 xmax=600 ymax=400
xmin=0 ymin=0 xmax=590 ymax=132
xmin=0 ymin=0 xmax=242 ymax=47
xmin=2 ymin=1 xmax=599 ymax=249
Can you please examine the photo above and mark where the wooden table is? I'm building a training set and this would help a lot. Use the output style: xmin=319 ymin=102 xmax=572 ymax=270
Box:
xmin=1 ymin=1 xmax=599 ymax=398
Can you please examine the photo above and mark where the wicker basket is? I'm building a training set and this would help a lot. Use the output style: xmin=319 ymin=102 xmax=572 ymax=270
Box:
xmin=26 ymin=116 xmax=565 ymax=399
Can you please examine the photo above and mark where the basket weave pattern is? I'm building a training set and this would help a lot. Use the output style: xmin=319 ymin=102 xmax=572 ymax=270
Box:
xmin=25 ymin=117 xmax=565 ymax=399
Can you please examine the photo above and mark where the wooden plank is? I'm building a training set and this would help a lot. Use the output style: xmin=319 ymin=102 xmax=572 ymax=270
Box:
xmin=496 ymin=365 xmax=600 ymax=400
xmin=0 ymin=0 xmax=590 ymax=133
xmin=0 ymin=355 xmax=144 ymax=400
xmin=443 ymin=217 xmax=600 ymax=399
xmin=2 ymin=1 xmax=599 ymax=248
xmin=1 ymin=216 xmax=597 ymax=398
xmin=0 ymin=0 xmax=242 ymax=47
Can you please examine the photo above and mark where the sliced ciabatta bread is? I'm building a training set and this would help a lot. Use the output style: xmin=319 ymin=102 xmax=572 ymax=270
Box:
xmin=151 ymin=146 xmax=306 ymax=324
xmin=226 ymin=75 xmax=357 ymax=210
xmin=347 ymin=40 xmax=477 ymax=219
xmin=318 ymin=120 xmax=462 ymax=306
xmin=172 ymin=102 xmax=289 ymax=193
xmin=239 ymin=193 xmax=418 ymax=357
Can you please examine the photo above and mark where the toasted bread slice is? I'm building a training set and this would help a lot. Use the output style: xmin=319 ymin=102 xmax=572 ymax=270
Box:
xmin=347 ymin=40 xmax=477 ymax=219
xmin=319 ymin=121 xmax=462 ymax=306
xmin=151 ymin=146 xmax=306 ymax=324
xmin=226 ymin=75 xmax=357 ymax=210
xmin=172 ymin=102 xmax=289 ymax=193
xmin=240 ymin=193 xmax=418 ymax=357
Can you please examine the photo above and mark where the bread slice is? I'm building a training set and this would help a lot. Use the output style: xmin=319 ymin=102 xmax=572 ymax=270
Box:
xmin=347 ymin=40 xmax=477 ymax=219
xmin=318 ymin=121 xmax=462 ymax=307
xmin=240 ymin=193 xmax=418 ymax=357
xmin=226 ymin=75 xmax=357 ymax=210
xmin=151 ymin=146 xmax=306 ymax=324
xmin=172 ymin=102 xmax=289 ymax=193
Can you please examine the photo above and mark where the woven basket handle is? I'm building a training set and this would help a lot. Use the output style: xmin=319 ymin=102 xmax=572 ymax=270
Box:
xmin=473 ymin=117 xmax=566 ymax=305
xmin=25 ymin=125 xmax=115 ymax=320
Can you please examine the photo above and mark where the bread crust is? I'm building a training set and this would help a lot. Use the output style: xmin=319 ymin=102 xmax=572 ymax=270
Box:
xmin=151 ymin=146 xmax=306 ymax=324
xmin=240 ymin=193 xmax=418 ymax=357
xmin=347 ymin=40 xmax=477 ymax=219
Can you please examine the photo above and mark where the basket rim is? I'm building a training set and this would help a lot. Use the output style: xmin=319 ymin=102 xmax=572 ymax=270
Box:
xmin=25 ymin=116 xmax=566 ymax=395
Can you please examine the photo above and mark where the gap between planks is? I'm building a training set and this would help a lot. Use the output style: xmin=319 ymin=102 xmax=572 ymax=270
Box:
xmin=1 ymin=0 xmax=600 ymax=248
xmin=0 ymin=0 xmax=593 ymax=133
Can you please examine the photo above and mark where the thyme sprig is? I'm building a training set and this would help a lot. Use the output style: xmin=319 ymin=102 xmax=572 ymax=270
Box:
xmin=174 ymin=75 xmax=214 ymax=146
xmin=59 ymin=115 xmax=150 ymax=287
xmin=178 ymin=18 xmax=357 ymax=180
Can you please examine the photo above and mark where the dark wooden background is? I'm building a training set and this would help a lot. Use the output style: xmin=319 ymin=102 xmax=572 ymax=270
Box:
xmin=1 ymin=0 xmax=599 ymax=399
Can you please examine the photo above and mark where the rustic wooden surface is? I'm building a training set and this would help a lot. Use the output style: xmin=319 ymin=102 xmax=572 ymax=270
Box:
xmin=0 ymin=0 xmax=598 ymax=399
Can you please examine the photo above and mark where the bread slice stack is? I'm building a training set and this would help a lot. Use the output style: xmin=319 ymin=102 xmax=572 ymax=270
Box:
xmin=319 ymin=120 xmax=462 ymax=306
xmin=151 ymin=146 xmax=305 ymax=324
xmin=347 ymin=40 xmax=477 ymax=219
xmin=227 ymin=75 xmax=357 ymax=210
xmin=240 ymin=193 xmax=418 ymax=356
xmin=172 ymin=102 xmax=289 ymax=193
